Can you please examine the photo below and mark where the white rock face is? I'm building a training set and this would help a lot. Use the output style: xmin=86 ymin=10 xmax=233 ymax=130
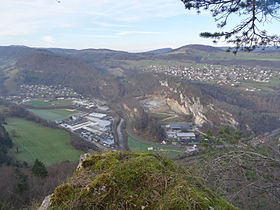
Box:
xmin=184 ymin=97 xmax=208 ymax=126
xmin=38 ymin=194 xmax=52 ymax=210
xmin=159 ymin=80 xmax=169 ymax=87
xmin=77 ymin=153 xmax=91 ymax=170
xmin=167 ymin=94 xmax=207 ymax=126
xmin=166 ymin=98 xmax=190 ymax=115
xmin=157 ymin=79 xmax=240 ymax=128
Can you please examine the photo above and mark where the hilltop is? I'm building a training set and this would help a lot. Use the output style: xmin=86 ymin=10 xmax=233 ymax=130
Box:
xmin=47 ymin=151 xmax=237 ymax=209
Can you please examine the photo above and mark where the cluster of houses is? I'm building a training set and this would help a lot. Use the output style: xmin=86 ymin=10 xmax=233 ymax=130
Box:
xmin=144 ymin=64 xmax=277 ymax=88
xmin=58 ymin=112 xmax=115 ymax=148
xmin=20 ymin=84 xmax=79 ymax=98
xmin=164 ymin=122 xmax=198 ymax=145
xmin=4 ymin=84 xmax=111 ymax=113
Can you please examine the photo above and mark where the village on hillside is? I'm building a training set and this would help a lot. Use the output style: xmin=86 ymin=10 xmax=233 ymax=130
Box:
xmin=144 ymin=64 xmax=279 ymax=90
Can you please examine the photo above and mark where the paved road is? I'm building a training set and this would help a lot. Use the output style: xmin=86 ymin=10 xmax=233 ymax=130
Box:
xmin=251 ymin=128 xmax=280 ymax=147
xmin=117 ymin=118 xmax=126 ymax=151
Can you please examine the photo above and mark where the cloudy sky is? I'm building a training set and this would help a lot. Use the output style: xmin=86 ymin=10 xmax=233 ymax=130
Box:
xmin=0 ymin=0 xmax=279 ymax=52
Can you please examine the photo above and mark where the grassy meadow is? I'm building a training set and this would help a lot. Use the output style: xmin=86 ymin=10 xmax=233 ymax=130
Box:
xmin=28 ymin=109 xmax=77 ymax=121
xmin=238 ymin=78 xmax=280 ymax=94
xmin=5 ymin=118 xmax=83 ymax=166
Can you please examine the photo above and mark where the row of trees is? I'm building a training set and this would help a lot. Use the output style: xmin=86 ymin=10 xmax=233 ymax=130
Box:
xmin=0 ymin=161 xmax=77 ymax=209
xmin=0 ymin=123 xmax=13 ymax=166
xmin=0 ymin=107 xmax=13 ymax=166
xmin=133 ymin=107 xmax=165 ymax=142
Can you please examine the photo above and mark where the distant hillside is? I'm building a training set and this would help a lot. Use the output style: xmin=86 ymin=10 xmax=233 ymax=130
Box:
xmin=0 ymin=46 xmax=33 ymax=67
xmin=154 ymin=44 xmax=280 ymax=69
xmin=46 ymin=47 xmax=150 ymax=75
xmin=169 ymin=44 xmax=223 ymax=54
xmin=15 ymin=49 xmax=122 ymax=99
xmin=0 ymin=45 xmax=32 ymax=59
xmin=145 ymin=48 xmax=173 ymax=54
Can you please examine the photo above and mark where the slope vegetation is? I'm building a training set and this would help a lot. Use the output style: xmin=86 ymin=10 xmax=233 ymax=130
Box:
xmin=50 ymin=151 xmax=236 ymax=209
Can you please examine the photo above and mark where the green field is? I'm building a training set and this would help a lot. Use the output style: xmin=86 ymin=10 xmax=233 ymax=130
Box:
xmin=218 ymin=52 xmax=280 ymax=62
xmin=149 ymin=112 xmax=171 ymax=120
xmin=134 ymin=59 xmax=193 ymax=68
xmin=27 ymin=99 xmax=52 ymax=107
xmin=5 ymin=118 xmax=83 ymax=166
xmin=28 ymin=109 xmax=78 ymax=121
xmin=26 ymin=99 xmax=73 ymax=107
xmin=127 ymin=135 xmax=185 ymax=159
xmin=0 ymin=105 xmax=7 ymax=110
xmin=52 ymin=99 xmax=73 ymax=106
xmin=238 ymin=78 xmax=280 ymax=93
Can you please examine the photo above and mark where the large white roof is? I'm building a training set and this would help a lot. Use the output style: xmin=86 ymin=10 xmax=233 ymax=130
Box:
xmin=89 ymin=112 xmax=107 ymax=118
xmin=177 ymin=132 xmax=195 ymax=137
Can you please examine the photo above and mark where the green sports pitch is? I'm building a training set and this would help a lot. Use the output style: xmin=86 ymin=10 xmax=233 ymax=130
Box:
xmin=26 ymin=99 xmax=73 ymax=108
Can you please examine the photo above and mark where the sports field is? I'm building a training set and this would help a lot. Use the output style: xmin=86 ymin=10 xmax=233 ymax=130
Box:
xmin=5 ymin=118 xmax=83 ymax=166
xmin=28 ymin=109 xmax=77 ymax=121
xmin=27 ymin=99 xmax=52 ymax=107
xmin=127 ymin=135 xmax=185 ymax=159
xmin=52 ymin=99 xmax=73 ymax=106
xmin=26 ymin=99 xmax=73 ymax=107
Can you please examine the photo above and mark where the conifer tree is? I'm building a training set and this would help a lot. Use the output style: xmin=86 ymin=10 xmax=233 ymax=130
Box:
xmin=31 ymin=159 xmax=48 ymax=177
xmin=181 ymin=0 xmax=280 ymax=52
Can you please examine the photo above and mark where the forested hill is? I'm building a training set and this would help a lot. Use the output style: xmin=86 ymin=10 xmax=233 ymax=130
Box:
xmin=15 ymin=49 xmax=123 ymax=99
xmin=0 ymin=115 xmax=13 ymax=166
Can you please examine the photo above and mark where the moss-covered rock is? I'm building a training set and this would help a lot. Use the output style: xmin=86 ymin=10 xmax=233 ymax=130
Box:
xmin=50 ymin=151 xmax=237 ymax=209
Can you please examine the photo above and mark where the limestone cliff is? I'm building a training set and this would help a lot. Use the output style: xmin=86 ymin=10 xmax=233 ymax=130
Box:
xmin=145 ymin=79 xmax=239 ymax=128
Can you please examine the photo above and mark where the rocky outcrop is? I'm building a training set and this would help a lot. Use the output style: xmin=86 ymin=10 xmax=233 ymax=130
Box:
xmin=38 ymin=194 xmax=52 ymax=210
xmin=38 ymin=153 xmax=92 ymax=210
xmin=46 ymin=152 xmax=238 ymax=209
xmin=76 ymin=153 xmax=91 ymax=170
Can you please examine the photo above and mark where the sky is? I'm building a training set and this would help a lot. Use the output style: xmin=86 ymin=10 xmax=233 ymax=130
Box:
xmin=0 ymin=0 xmax=279 ymax=52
